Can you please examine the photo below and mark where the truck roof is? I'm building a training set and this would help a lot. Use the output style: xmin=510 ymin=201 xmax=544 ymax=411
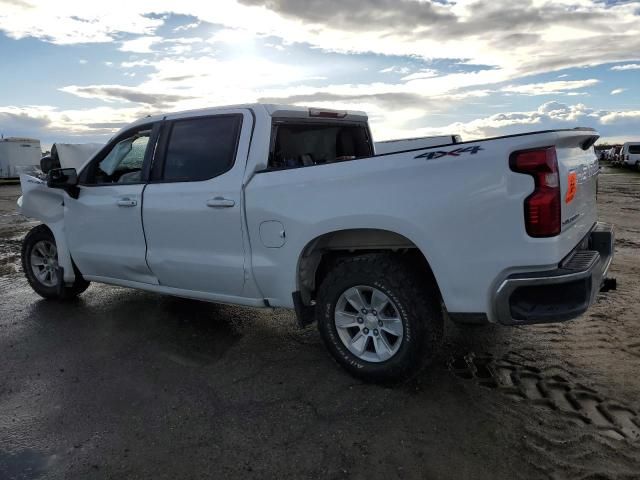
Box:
xmin=126 ymin=103 xmax=368 ymax=130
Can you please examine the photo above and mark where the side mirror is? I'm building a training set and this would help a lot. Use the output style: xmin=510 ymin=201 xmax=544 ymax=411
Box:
xmin=47 ymin=168 xmax=79 ymax=198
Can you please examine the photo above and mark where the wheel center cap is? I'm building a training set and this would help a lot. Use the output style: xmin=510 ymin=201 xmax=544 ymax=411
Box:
xmin=365 ymin=314 xmax=377 ymax=328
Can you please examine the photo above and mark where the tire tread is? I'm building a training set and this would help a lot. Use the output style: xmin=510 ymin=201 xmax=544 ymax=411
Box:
xmin=316 ymin=253 xmax=443 ymax=383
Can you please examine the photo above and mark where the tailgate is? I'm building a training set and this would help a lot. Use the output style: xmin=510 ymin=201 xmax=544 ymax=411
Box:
xmin=555 ymin=131 xmax=599 ymax=237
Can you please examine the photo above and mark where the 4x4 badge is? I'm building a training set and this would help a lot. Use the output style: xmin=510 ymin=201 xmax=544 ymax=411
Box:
xmin=415 ymin=146 xmax=483 ymax=160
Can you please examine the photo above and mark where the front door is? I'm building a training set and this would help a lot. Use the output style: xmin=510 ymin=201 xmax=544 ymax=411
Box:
xmin=65 ymin=123 xmax=159 ymax=284
xmin=142 ymin=110 xmax=252 ymax=297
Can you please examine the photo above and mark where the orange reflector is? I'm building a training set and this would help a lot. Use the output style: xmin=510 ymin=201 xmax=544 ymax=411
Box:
xmin=566 ymin=171 xmax=578 ymax=204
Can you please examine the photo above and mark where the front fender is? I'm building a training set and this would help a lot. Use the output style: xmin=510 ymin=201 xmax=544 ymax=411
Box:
xmin=18 ymin=174 xmax=75 ymax=284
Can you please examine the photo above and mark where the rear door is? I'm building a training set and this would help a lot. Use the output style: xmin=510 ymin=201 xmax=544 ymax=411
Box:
xmin=142 ymin=109 xmax=252 ymax=297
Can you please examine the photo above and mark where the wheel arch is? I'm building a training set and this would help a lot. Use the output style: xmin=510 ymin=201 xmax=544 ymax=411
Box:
xmin=30 ymin=222 xmax=76 ymax=284
xmin=296 ymin=228 xmax=442 ymax=305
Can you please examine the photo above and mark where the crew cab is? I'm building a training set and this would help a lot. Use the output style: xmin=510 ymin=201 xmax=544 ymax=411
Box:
xmin=18 ymin=104 xmax=615 ymax=383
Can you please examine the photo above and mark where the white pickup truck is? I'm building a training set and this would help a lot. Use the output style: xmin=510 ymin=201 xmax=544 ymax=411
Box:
xmin=18 ymin=104 xmax=615 ymax=383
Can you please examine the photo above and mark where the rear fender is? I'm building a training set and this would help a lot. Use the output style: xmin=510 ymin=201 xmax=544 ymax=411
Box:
xmin=18 ymin=174 xmax=76 ymax=283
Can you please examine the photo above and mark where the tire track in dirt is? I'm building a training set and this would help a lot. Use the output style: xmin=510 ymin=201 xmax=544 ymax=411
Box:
xmin=522 ymin=427 xmax=640 ymax=480
xmin=448 ymin=352 xmax=640 ymax=441
xmin=448 ymin=352 xmax=640 ymax=478
xmin=520 ymin=286 xmax=640 ymax=378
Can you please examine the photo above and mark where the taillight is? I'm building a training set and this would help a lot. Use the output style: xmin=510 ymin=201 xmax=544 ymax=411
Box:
xmin=509 ymin=147 xmax=561 ymax=237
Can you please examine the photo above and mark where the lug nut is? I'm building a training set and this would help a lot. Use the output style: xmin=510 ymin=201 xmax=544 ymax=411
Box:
xmin=378 ymin=320 xmax=383 ymax=327
xmin=371 ymin=310 xmax=377 ymax=316
xmin=363 ymin=328 xmax=369 ymax=334
xmin=357 ymin=317 xmax=364 ymax=324
xmin=373 ymin=329 xmax=379 ymax=336
xmin=361 ymin=308 xmax=368 ymax=314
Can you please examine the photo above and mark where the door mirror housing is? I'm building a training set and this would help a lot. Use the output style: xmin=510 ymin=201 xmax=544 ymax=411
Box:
xmin=47 ymin=168 xmax=79 ymax=198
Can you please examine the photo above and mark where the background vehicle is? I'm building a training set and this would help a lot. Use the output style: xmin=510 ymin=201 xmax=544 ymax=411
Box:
xmin=0 ymin=137 xmax=41 ymax=178
xmin=374 ymin=134 xmax=462 ymax=154
xmin=40 ymin=142 xmax=104 ymax=174
xmin=620 ymin=142 xmax=640 ymax=170
xmin=18 ymin=104 xmax=614 ymax=383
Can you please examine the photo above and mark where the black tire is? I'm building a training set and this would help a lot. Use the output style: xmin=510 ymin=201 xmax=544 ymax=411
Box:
xmin=316 ymin=253 xmax=443 ymax=383
xmin=21 ymin=225 xmax=90 ymax=300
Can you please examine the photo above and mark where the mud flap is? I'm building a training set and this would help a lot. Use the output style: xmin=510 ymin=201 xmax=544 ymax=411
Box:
xmin=292 ymin=291 xmax=315 ymax=328
xmin=55 ymin=266 xmax=65 ymax=295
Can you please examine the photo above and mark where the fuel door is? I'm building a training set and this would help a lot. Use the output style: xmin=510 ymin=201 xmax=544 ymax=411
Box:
xmin=259 ymin=220 xmax=286 ymax=248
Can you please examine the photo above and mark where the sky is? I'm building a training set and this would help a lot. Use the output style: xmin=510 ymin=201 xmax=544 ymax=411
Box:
xmin=0 ymin=0 xmax=639 ymax=149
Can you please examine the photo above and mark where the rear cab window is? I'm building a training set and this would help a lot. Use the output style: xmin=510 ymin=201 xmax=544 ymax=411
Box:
xmin=268 ymin=120 xmax=373 ymax=170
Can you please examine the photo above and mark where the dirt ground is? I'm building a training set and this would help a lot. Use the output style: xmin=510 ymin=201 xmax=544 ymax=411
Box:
xmin=0 ymin=168 xmax=639 ymax=480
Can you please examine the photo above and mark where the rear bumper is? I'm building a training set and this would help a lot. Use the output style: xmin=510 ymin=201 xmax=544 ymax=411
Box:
xmin=494 ymin=222 xmax=615 ymax=326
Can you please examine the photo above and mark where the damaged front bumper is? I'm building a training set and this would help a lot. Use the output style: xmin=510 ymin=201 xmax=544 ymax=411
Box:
xmin=494 ymin=222 xmax=615 ymax=326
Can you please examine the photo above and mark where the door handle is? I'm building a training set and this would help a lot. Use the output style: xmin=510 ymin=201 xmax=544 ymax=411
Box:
xmin=117 ymin=198 xmax=137 ymax=207
xmin=206 ymin=197 xmax=235 ymax=208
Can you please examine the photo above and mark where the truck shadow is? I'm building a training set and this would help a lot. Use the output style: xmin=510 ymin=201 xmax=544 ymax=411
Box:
xmin=26 ymin=289 xmax=247 ymax=368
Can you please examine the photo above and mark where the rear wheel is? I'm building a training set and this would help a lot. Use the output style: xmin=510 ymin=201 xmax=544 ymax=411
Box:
xmin=22 ymin=225 xmax=90 ymax=300
xmin=316 ymin=253 xmax=443 ymax=383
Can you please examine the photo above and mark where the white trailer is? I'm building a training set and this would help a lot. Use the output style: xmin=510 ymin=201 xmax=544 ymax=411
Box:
xmin=0 ymin=137 xmax=42 ymax=178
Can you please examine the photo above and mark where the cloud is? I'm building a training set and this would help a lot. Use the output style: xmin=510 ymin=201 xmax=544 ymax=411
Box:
xmin=610 ymin=88 xmax=626 ymax=95
xmin=119 ymin=36 xmax=162 ymax=53
xmin=259 ymin=88 xmax=490 ymax=112
xmin=600 ymin=110 xmax=640 ymax=125
xmin=1 ymin=1 xmax=640 ymax=146
xmin=60 ymin=85 xmax=194 ymax=107
xmin=174 ymin=21 xmax=200 ymax=32
xmin=232 ymin=0 xmax=640 ymax=77
xmin=389 ymin=101 xmax=640 ymax=143
xmin=0 ymin=1 xmax=162 ymax=44
xmin=611 ymin=64 xmax=640 ymax=71
xmin=502 ymin=79 xmax=600 ymax=96
xmin=0 ymin=104 xmax=152 ymax=145
xmin=0 ymin=108 xmax=52 ymax=135
xmin=238 ymin=0 xmax=457 ymax=31
xmin=401 ymin=69 xmax=439 ymax=81
xmin=0 ymin=0 xmax=638 ymax=80
xmin=259 ymin=91 xmax=435 ymax=111
xmin=380 ymin=66 xmax=410 ymax=75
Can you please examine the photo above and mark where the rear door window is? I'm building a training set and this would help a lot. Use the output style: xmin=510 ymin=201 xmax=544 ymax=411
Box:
xmin=161 ymin=115 xmax=242 ymax=182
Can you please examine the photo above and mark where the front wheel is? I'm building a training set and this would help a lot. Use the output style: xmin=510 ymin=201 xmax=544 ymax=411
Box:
xmin=22 ymin=225 xmax=90 ymax=300
xmin=316 ymin=254 xmax=443 ymax=383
